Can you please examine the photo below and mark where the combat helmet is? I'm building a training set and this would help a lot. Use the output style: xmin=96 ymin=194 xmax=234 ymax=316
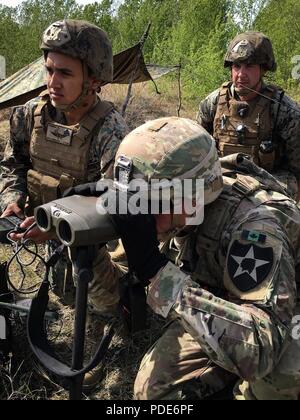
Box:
xmin=224 ymin=31 xmax=276 ymax=72
xmin=41 ymin=19 xmax=113 ymax=82
xmin=114 ymin=117 xmax=223 ymax=207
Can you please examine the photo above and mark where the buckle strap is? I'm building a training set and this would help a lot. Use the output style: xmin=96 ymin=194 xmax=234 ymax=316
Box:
xmin=33 ymin=91 xmax=49 ymax=128
xmin=76 ymin=100 xmax=114 ymax=142
xmin=233 ymin=174 xmax=260 ymax=196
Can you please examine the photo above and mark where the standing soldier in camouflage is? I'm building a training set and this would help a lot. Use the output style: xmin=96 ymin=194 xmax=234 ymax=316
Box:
xmin=0 ymin=20 xmax=128 ymax=389
xmin=87 ymin=116 xmax=299 ymax=399
xmin=197 ymin=32 xmax=300 ymax=202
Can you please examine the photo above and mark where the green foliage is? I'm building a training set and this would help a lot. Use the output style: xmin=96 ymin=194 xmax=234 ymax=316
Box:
xmin=0 ymin=0 xmax=81 ymax=74
xmin=75 ymin=0 xmax=116 ymax=37
xmin=0 ymin=6 xmax=20 ymax=75
xmin=112 ymin=0 xmax=239 ymax=100
xmin=232 ymin=0 xmax=269 ymax=31
xmin=182 ymin=26 xmax=231 ymax=101
xmin=0 ymin=0 xmax=299 ymax=101
xmin=255 ymin=0 xmax=300 ymax=89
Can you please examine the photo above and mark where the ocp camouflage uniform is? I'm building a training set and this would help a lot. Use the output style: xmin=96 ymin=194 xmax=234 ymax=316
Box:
xmin=196 ymin=82 xmax=300 ymax=200
xmin=104 ymin=117 xmax=300 ymax=400
xmin=134 ymin=155 xmax=300 ymax=400
xmin=0 ymin=95 xmax=128 ymax=311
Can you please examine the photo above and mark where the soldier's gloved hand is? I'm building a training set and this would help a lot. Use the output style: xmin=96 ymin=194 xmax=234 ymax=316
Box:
xmin=63 ymin=182 xmax=106 ymax=198
xmin=112 ymin=213 xmax=168 ymax=284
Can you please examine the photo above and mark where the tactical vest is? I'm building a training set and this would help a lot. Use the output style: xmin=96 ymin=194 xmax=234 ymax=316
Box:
xmin=213 ymin=82 xmax=279 ymax=172
xmin=162 ymin=154 xmax=289 ymax=294
xmin=27 ymin=92 xmax=113 ymax=210
xmin=163 ymin=155 xmax=300 ymax=400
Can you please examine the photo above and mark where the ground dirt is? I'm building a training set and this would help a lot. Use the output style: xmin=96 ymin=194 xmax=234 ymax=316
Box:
xmin=0 ymin=82 xmax=195 ymax=400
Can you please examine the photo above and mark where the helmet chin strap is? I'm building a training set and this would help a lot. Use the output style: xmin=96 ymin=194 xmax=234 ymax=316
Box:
xmin=51 ymin=62 xmax=93 ymax=112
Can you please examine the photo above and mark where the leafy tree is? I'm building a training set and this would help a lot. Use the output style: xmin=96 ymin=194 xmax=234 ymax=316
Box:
xmin=0 ymin=6 xmax=21 ymax=75
xmin=255 ymin=0 xmax=300 ymax=89
xmin=232 ymin=0 xmax=268 ymax=30
xmin=0 ymin=0 xmax=299 ymax=100
xmin=76 ymin=0 xmax=116 ymax=39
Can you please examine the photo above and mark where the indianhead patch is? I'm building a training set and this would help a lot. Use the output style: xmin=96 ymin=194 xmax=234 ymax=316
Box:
xmin=227 ymin=241 xmax=274 ymax=292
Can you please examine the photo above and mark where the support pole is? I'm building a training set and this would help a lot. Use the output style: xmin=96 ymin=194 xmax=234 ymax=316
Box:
xmin=68 ymin=246 xmax=96 ymax=400
xmin=121 ymin=23 xmax=152 ymax=117
xmin=177 ymin=60 xmax=182 ymax=117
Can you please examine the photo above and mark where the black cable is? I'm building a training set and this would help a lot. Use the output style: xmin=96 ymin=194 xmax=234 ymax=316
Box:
xmin=5 ymin=223 xmax=47 ymax=294
xmin=240 ymin=83 xmax=300 ymax=114
xmin=1 ymin=230 xmax=67 ymax=353
xmin=5 ymin=238 xmax=46 ymax=295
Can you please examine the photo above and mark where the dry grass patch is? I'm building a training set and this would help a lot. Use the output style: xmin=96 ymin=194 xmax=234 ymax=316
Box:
xmin=0 ymin=228 xmax=165 ymax=400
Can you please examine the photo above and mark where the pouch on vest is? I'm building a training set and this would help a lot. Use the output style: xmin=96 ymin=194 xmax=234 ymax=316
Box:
xmin=27 ymin=169 xmax=59 ymax=211
xmin=30 ymin=96 xmax=114 ymax=184
xmin=27 ymin=169 xmax=76 ymax=212
xmin=214 ymin=83 xmax=276 ymax=171
xmin=222 ymin=144 xmax=258 ymax=164
xmin=258 ymin=148 xmax=275 ymax=172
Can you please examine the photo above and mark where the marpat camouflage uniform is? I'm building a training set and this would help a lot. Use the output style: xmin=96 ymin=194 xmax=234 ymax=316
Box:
xmin=0 ymin=96 xmax=128 ymax=311
xmin=196 ymin=83 xmax=300 ymax=200
xmin=0 ymin=97 xmax=128 ymax=211
xmin=133 ymin=155 xmax=300 ymax=400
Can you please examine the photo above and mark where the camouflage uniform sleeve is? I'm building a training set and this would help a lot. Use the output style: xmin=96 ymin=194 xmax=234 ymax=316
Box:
xmin=96 ymin=109 xmax=129 ymax=180
xmin=80 ymin=245 xmax=127 ymax=314
xmin=148 ymin=206 xmax=299 ymax=382
xmin=0 ymin=101 xmax=35 ymax=212
xmin=273 ymin=92 xmax=300 ymax=180
xmin=196 ymin=89 xmax=220 ymax=135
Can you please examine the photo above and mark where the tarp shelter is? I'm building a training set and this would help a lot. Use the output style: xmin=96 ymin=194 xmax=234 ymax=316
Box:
xmin=0 ymin=44 xmax=178 ymax=110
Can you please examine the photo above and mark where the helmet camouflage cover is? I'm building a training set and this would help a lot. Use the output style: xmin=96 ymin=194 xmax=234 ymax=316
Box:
xmin=224 ymin=31 xmax=276 ymax=72
xmin=115 ymin=117 xmax=223 ymax=206
xmin=41 ymin=19 xmax=113 ymax=82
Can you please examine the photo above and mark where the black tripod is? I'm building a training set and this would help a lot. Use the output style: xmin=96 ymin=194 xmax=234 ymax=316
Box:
xmin=27 ymin=245 xmax=115 ymax=400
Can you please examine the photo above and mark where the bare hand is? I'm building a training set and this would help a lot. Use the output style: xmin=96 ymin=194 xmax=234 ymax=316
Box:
xmin=9 ymin=216 xmax=55 ymax=244
xmin=1 ymin=203 xmax=24 ymax=219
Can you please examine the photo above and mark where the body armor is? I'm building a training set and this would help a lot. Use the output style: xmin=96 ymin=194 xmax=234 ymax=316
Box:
xmin=163 ymin=154 xmax=289 ymax=295
xmin=28 ymin=92 xmax=113 ymax=210
xmin=213 ymin=82 xmax=281 ymax=172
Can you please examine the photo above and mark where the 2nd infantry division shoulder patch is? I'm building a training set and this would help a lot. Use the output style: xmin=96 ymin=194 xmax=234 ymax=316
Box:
xmin=227 ymin=241 xmax=274 ymax=293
